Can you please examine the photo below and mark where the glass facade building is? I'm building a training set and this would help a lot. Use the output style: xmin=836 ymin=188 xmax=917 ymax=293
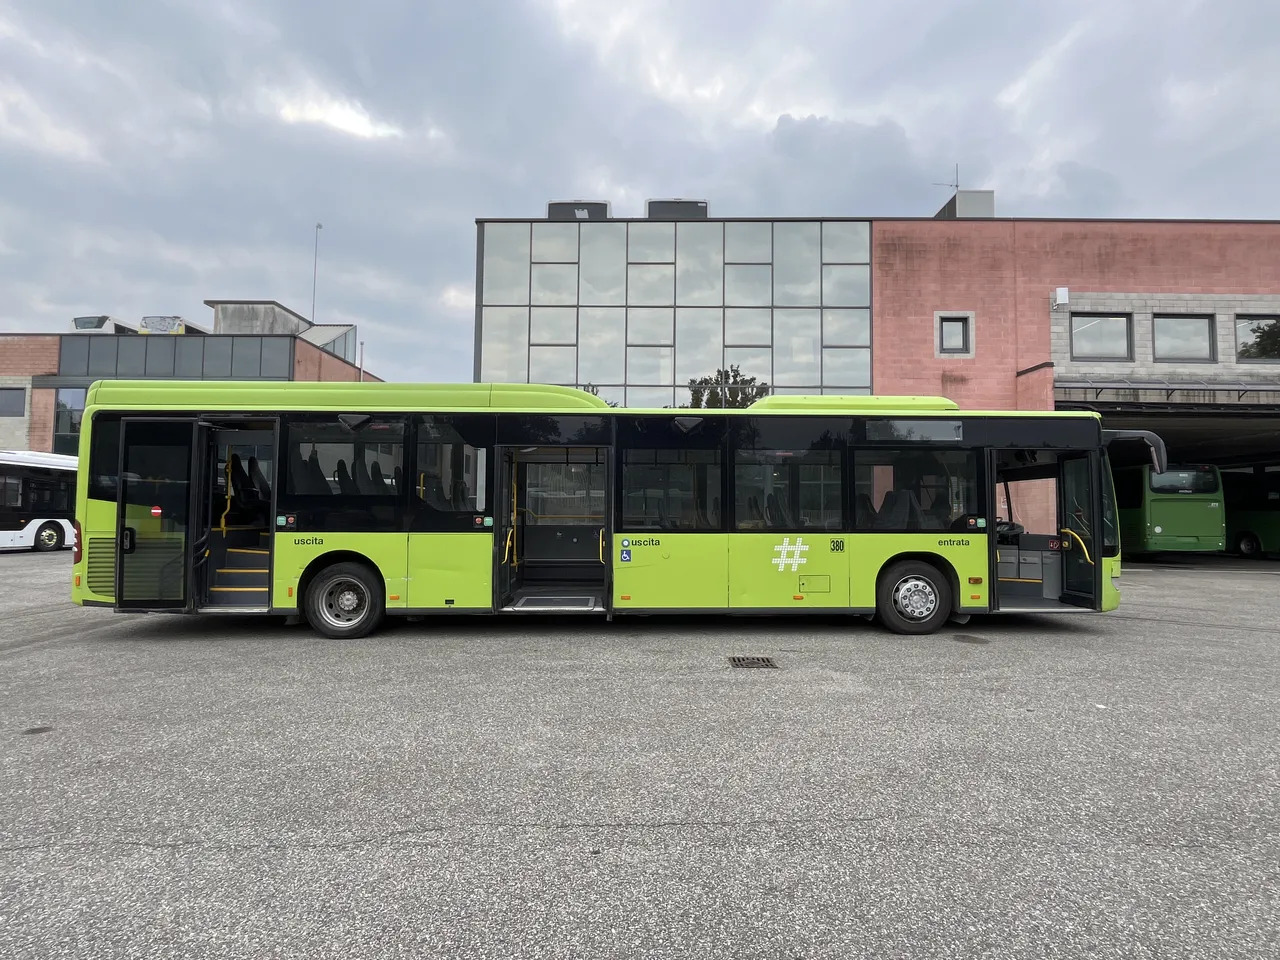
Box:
xmin=475 ymin=217 xmax=873 ymax=407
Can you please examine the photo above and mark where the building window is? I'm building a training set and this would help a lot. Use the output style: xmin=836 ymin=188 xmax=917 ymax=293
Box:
xmin=936 ymin=314 xmax=973 ymax=357
xmin=1236 ymin=315 xmax=1280 ymax=362
xmin=54 ymin=388 xmax=86 ymax=455
xmin=1070 ymin=314 xmax=1132 ymax=361
xmin=0 ymin=388 xmax=24 ymax=417
xmin=1153 ymin=315 xmax=1215 ymax=361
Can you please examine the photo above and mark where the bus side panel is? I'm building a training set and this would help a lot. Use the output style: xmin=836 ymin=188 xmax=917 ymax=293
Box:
xmin=271 ymin=533 xmax=410 ymax=611
xmin=612 ymin=533 xmax=727 ymax=610
xmin=1102 ymin=555 xmax=1121 ymax=611
xmin=849 ymin=534 xmax=991 ymax=611
xmin=406 ymin=533 xmax=493 ymax=610
xmin=728 ymin=533 xmax=850 ymax=609
xmin=73 ymin=497 xmax=120 ymax=605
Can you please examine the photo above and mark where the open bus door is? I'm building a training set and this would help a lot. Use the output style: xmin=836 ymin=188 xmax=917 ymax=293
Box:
xmin=115 ymin=418 xmax=209 ymax=611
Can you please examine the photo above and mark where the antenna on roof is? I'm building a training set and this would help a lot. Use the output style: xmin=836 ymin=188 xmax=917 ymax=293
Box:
xmin=932 ymin=164 xmax=960 ymax=192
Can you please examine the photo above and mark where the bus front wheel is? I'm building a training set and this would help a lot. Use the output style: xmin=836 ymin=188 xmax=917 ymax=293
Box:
xmin=1236 ymin=532 xmax=1263 ymax=558
xmin=33 ymin=522 xmax=63 ymax=552
xmin=877 ymin=561 xmax=952 ymax=635
xmin=304 ymin=562 xmax=385 ymax=639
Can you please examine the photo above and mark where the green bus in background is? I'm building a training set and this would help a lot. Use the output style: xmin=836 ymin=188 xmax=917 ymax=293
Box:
xmin=70 ymin=381 xmax=1162 ymax=638
xmin=1222 ymin=468 xmax=1280 ymax=558
xmin=1113 ymin=463 xmax=1225 ymax=555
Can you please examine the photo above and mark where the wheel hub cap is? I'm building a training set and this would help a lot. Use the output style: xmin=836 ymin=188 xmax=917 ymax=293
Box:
xmin=893 ymin=576 xmax=938 ymax=621
xmin=337 ymin=589 xmax=359 ymax=612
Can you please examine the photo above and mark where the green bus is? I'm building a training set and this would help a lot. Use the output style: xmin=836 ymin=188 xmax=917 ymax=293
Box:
xmin=1222 ymin=468 xmax=1280 ymax=558
xmin=1113 ymin=463 xmax=1225 ymax=555
xmin=69 ymin=381 xmax=1163 ymax=637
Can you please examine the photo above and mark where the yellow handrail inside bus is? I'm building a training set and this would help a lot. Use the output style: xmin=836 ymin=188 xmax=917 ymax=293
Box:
xmin=502 ymin=526 xmax=514 ymax=564
xmin=219 ymin=456 xmax=233 ymax=535
xmin=597 ymin=527 xmax=605 ymax=563
xmin=1060 ymin=528 xmax=1093 ymax=565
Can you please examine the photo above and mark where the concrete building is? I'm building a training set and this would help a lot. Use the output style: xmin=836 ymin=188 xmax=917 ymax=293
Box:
xmin=1 ymin=300 xmax=376 ymax=454
xmin=474 ymin=194 xmax=1280 ymax=464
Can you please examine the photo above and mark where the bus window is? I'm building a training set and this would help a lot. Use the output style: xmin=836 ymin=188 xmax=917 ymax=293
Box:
xmin=283 ymin=418 xmax=405 ymax=497
xmin=622 ymin=448 xmax=721 ymax=531
xmin=1149 ymin=465 xmax=1219 ymax=494
xmin=853 ymin=449 xmax=978 ymax=532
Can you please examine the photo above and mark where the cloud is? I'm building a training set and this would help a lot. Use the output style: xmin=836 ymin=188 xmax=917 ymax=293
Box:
xmin=0 ymin=0 xmax=1277 ymax=382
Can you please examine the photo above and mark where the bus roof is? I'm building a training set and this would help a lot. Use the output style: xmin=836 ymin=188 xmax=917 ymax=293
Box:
xmin=0 ymin=449 xmax=78 ymax=470
xmin=83 ymin=380 xmax=1101 ymax=420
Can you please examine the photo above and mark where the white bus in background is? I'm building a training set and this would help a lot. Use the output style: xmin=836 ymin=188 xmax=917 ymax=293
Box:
xmin=0 ymin=450 xmax=77 ymax=551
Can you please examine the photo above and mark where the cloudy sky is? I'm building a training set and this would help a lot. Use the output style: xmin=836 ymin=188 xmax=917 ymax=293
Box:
xmin=1 ymin=0 xmax=1276 ymax=381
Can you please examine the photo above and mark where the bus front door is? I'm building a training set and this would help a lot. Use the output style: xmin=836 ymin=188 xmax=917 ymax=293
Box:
xmin=116 ymin=418 xmax=201 ymax=610
xmin=1059 ymin=453 xmax=1101 ymax=608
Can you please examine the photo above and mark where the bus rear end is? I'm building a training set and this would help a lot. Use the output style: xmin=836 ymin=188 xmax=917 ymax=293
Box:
xmin=1142 ymin=464 xmax=1225 ymax=553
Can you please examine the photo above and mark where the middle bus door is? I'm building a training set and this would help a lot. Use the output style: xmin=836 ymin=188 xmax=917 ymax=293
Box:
xmin=493 ymin=448 xmax=519 ymax=608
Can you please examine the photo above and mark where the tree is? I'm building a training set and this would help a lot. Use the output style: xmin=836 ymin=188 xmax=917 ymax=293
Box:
xmin=1238 ymin=317 xmax=1280 ymax=360
xmin=683 ymin=366 xmax=770 ymax=408
xmin=580 ymin=383 xmax=620 ymax=407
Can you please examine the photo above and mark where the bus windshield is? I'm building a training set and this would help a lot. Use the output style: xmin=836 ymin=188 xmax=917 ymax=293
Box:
xmin=1149 ymin=465 xmax=1219 ymax=495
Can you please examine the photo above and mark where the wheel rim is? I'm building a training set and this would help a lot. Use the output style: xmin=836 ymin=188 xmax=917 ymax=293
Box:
xmin=317 ymin=578 xmax=369 ymax=631
xmin=1241 ymin=536 xmax=1258 ymax=556
xmin=39 ymin=526 xmax=59 ymax=548
xmin=892 ymin=575 xmax=939 ymax=621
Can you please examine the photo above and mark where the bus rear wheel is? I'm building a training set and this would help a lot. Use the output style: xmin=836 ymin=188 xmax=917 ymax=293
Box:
xmin=304 ymin=562 xmax=384 ymax=639
xmin=1236 ymin=532 xmax=1263 ymax=558
xmin=877 ymin=561 xmax=952 ymax=635
xmin=33 ymin=522 xmax=63 ymax=552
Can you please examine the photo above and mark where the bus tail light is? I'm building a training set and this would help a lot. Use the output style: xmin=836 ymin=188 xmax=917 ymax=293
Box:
xmin=72 ymin=520 xmax=82 ymax=564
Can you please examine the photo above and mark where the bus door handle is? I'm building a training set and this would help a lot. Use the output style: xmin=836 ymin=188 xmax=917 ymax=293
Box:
xmin=121 ymin=527 xmax=135 ymax=554
xmin=598 ymin=528 xmax=607 ymax=564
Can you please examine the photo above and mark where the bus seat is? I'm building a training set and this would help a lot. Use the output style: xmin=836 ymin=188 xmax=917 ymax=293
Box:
xmin=766 ymin=492 xmax=793 ymax=528
xmin=352 ymin=456 xmax=376 ymax=495
xmin=248 ymin=456 xmax=272 ymax=501
xmin=335 ymin=460 xmax=357 ymax=495
xmin=855 ymin=493 xmax=877 ymax=528
xmin=229 ymin=454 xmax=256 ymax=503
xmin=306 ymin=451 xmax=330 ymax=493
xmin=393 ymin=466 xmax=403 ymax=492
xmin=370 ymin=461 xmax=387 ymax=491
xmin=874 ymin=491 xmax=901 ymax=528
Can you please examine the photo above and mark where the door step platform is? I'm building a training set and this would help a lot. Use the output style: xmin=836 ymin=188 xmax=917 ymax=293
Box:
xmin=502 ymin=594 xmax=604 ymax=613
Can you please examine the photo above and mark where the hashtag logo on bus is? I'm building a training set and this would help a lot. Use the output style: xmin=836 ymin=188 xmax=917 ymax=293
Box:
xmin=772 ymin=537 xmax=809 ymax=571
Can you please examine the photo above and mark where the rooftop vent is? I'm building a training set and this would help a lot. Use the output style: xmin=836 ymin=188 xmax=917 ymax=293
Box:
xmin=547 ymin=201 xmax=611 ymax=221
xmin=646 ymin=198 xmax=709 ymax=220
xmin=934 ymin=190 xmax=995 ymax=219
xmin=72 ymin=315 xmax=110 ymax=330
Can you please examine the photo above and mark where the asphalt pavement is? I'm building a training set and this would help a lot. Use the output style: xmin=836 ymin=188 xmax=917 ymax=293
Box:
xmin=1 ymin=550 xmax=1278 ymax=958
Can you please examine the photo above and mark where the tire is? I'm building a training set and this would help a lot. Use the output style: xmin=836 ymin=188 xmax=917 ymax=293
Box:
xmin=304 ymin=562 xmax=385 ymax=639
xmin=1236 ymin=532 xmax=1263 ymax=559
xmin=33 ymin=522 xmax=63 ymax=552
xmin=876 ymin=560 xmax=952 ymax=635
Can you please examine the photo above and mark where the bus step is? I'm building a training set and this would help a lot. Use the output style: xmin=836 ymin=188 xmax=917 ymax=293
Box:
xmin=214 ymin=568 xmax=269 ymax=587
xmin=206 ymin=586 xmax=270 ymax=607
xmin=225 ymin=547 xmax=270 ymax=569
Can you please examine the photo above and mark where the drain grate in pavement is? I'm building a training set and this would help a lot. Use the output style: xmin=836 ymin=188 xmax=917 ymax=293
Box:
xmin=729 ymin=656 xmax=778 ymax=669
xmin=19 ymin=726 xmax=53 ymax=735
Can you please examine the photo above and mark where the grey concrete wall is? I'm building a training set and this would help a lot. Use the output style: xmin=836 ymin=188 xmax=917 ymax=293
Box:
xmin=211 ymin=303 xmax=308 ymax=336
xmin=1051 ymin=292 xmax=1280 ymax=383
xmin=0 ymin=377 xmax=31 ymax=449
